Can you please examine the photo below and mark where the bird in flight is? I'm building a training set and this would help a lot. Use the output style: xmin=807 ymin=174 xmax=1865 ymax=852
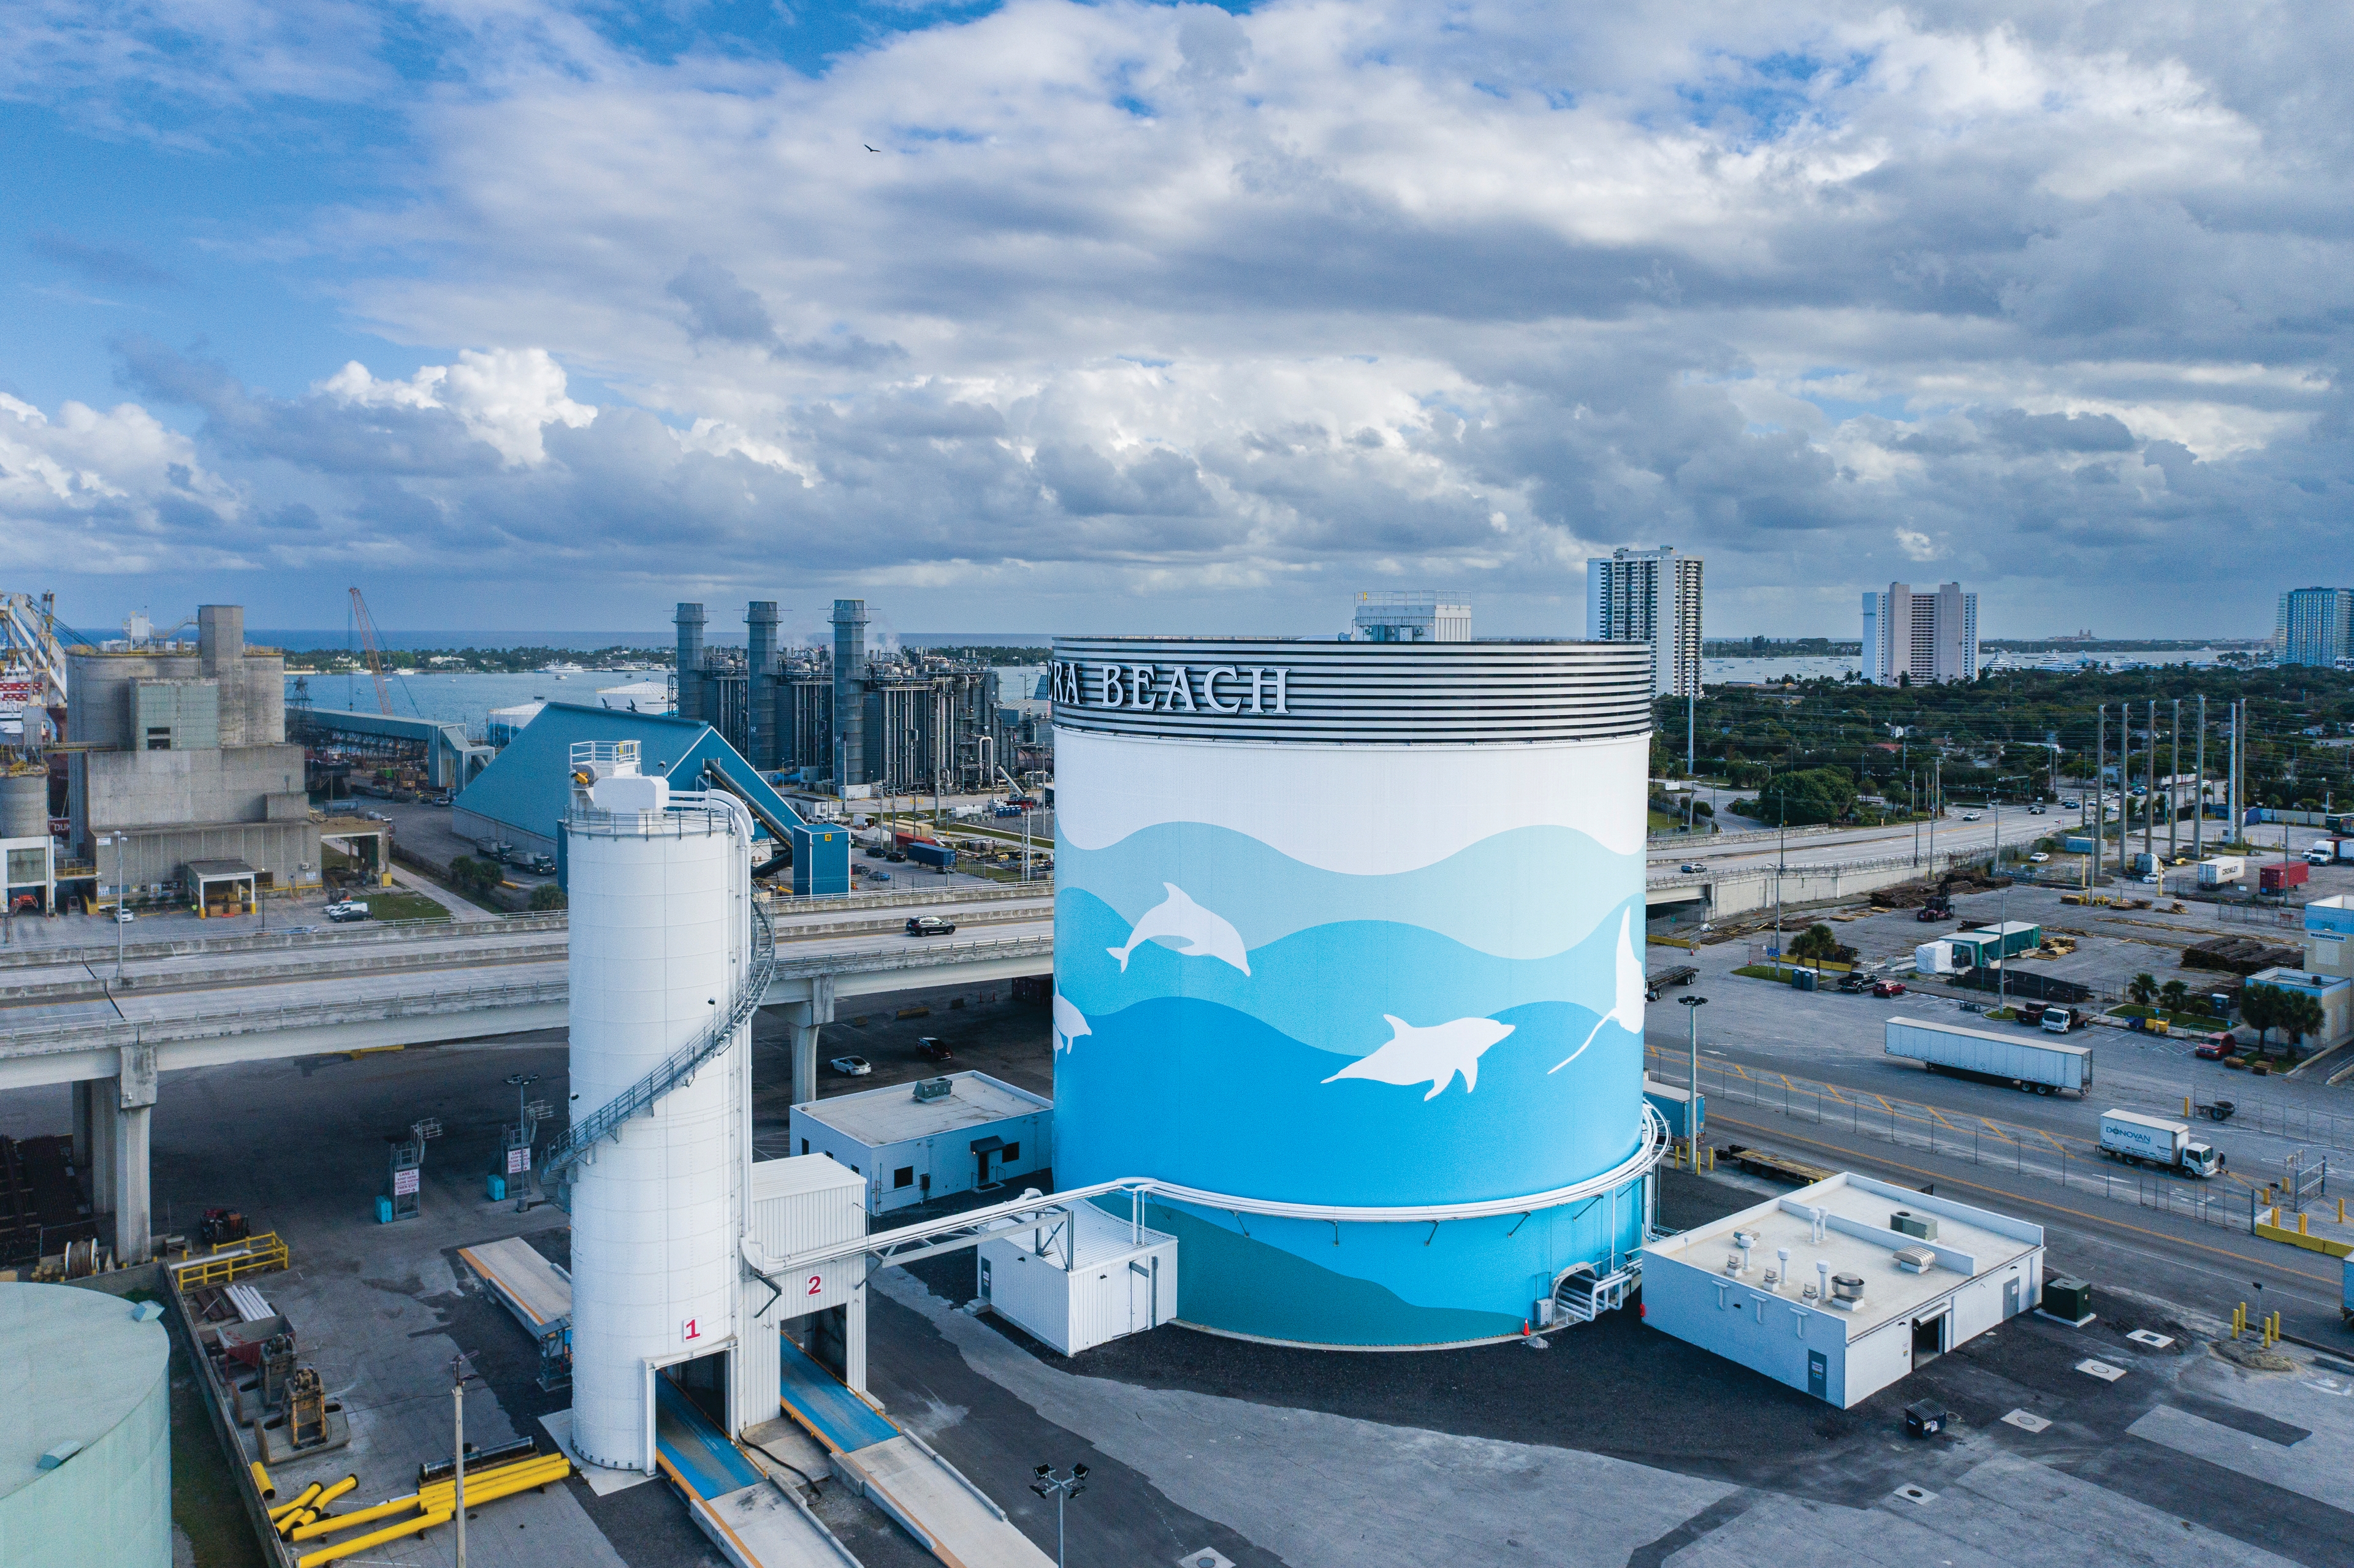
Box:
xmin=864 ymin=144 xmax=880 ymax=153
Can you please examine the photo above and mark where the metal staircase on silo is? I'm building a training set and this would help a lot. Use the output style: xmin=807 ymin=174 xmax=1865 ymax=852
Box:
xmin=542 ymin=897 xmax=775 ymax=1206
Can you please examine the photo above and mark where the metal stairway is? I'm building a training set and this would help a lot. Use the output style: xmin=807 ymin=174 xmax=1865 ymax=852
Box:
xmin=546 ymin=894 xmax=776 ymax=1199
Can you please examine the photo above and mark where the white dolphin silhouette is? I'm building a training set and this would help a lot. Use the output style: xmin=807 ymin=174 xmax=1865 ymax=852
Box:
xmin=1053 ymin=991 xmax=1091 ymax=1053
xmin=1105 ymin=883 xmax=1252 ymax=975
xmin=1324 ymin=1013 xmax=1516 ymax=1100
xmin=1549 ymin=908 xmax=1645 ymax=1074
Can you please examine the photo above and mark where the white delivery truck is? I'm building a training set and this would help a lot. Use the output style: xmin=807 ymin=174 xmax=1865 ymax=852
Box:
xmin=2311 ymin=839 xmax=2344 ymax=866
xmin=1913 ymin=940 xmax=1965 ymax=975
xmin=2198 ymin=856 xmax=2245 ymax=888
xmin=2098 ymin=1109 xmax=2225 ymax=1178
xmin=1884 ymin=1018 xmax=2093 ymax=1096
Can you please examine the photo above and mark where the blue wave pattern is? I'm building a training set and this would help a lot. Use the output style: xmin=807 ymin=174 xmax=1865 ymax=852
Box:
xmin=1055 ymin=816 xmax=1647 ymax=1344
xmin=1057 ymin=820 xmax=1637 ymax=959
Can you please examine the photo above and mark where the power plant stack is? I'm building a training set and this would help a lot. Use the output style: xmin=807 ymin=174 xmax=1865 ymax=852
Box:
xmin=562 ymin=742 xmax=754 ymax=1470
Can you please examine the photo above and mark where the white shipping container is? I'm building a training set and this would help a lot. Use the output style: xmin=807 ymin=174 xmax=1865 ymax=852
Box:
xmin=1884 ymin=1018 xmax=2092 ymax=1095
xmin=978 ymin=1201 xmax=1177 ymax=1356
xmin=2198 ymin=856 xmax=2245 ymax=886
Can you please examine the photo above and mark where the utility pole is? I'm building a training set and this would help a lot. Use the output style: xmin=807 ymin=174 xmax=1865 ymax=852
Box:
xmin=452 ymin=1355 xmax=471 ymax=1568
xmin=2194 ymin=695 xmax=2206 ymax=861
xmin=1927 ymin=757 xmax=1939 ymax=870
xmin=1679 ymin=994 xmax=1708 ymax=1161
xmin=2169 ymin=697 xmax=2181 ymax=862
xmin=2091 ymin=707 xmax=2104 ymax=888
xmin=2144 ymin=699 xmax=2155 ymax=871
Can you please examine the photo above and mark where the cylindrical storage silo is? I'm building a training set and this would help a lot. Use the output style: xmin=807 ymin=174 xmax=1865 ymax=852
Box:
xmin=1049 ymin=639 xmax=1659 ymax=1347
xmin=0 ymin=772 xmax=47 ymax=839
xmin=0 ymin=1284 xmax=172 ymax=1566
xmin=565 ymin=778 xmax=748 ymax=1470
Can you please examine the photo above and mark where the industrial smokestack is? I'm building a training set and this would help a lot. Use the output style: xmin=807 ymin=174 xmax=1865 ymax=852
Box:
xmin=674 ymin=604 xmax=706 ymax=725
xmin=746 ymin=601 xmax=779 ymax=768
xmin=831 ymin=600 xmax=867 ymax=788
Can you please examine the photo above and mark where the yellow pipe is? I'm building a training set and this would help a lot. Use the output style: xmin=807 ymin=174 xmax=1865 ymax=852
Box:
xmin=286 ymin=1493 xmax=422 ymax=1542
xmin=295 ymin=1509 xmax=452 ymax=1568
xmin=313 ymin=1474 xmax=360 ymax=1509
xmin=249 ymin=1461 xmax=276 ymax=1501
xmin=279 ymin=1474 xmax=359 ymax=1537
xmin=421 ymin=1456 xmax=571 ymax=1510
xmin=277 ymin=1508 xmax=319 ymax=1540
xmin=269 ymin=1483 xmax=323 ymax=1523
xmin=295 ymin=1457 xmax=573 ymax=1543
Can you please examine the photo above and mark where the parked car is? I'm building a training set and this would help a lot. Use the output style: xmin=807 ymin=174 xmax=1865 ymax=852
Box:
xmin=113 ymin=907 xmax=136 ymax=924
xmin=905 ymin=915 xmax=958 ymax=937
xmin=829 ymin=1056 xmax=872 ymax=1076
xmin=867 ymin=870 xmax=891 ymax=882
xmin=2028 ymin=851 xmax=2049 ymax=863
xmin=1962 ymin=812 xmax=1982 ymax=821
xmin=1872 ymin=979 xmax=1907 ymax=998
xmin=886 ymin=850 xmax=907 ymax=862
xmin=915 ymin=1037 xmax=953 ymax=1062
xmin=1837 ymin=972 xmax=1870 ymax=993
xmin=324 ymin=900 xmax=370 ymax=923
xmin=2140 ymin=872 xmax=2162 ymax=885
xmin=2061 ymin=798 xmax=2080 ymax=809
xmin=864 ymin=845 xmax=886 ymax=859
xmin=2194 ymin=1041 xmax=2226 ymax=1060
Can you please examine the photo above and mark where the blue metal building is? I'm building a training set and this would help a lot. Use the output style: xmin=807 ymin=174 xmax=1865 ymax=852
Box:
xmin=452 ymin=704 xmax=844 ymax=891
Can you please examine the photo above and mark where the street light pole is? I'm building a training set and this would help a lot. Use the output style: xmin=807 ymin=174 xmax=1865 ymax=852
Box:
xmin=1678 ymin=994 xmax=1708 ymax=1163
xmin=451 ymin=1354 xmax=471 ymax=1568
xmin=1029 ymin=1463 xmax=1089 ymax=1568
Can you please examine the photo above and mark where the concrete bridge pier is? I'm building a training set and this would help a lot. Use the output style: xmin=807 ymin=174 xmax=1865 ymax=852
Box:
xmin=784 ymin=973 xmax=837 ymax=1108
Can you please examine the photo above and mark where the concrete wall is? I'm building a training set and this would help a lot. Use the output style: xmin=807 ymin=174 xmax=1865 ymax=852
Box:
xmin=75 ymin=744 xmax=305 ymax=841
xmin=67 ymin=647 xmax=282 ymax=751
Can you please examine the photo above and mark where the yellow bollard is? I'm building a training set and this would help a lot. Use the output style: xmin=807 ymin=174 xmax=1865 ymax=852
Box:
xmin=2232 ymin=1303 xmax=2245 ymax=1338
xmin=2340 ymin=1197 xmax=2347 ymax=1225
xmin=2300 ymin=1212 xmax=2310 ymax=1236
xmin=2184 ymin=1096 xmax=2192 ymax=1116
xmin=249 ymin=1462 xmax=276 ymax=1501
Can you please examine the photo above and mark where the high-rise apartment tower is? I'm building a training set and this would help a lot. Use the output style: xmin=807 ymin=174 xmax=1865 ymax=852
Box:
xmin=1862 ymin=582 xmax=1978 ymax=686
xmin=1586 ymin=547 xmax=1702 ymax=699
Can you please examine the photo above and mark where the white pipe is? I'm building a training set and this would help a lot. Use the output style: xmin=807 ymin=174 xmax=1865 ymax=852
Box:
xmin=1775 ymin=1247 xmax=1791 ymax=1293
xmin=1816 ymin=1260 xmax=1830 ymax=1302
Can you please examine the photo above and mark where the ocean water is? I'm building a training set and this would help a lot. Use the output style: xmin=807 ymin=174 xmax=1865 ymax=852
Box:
xmin=286 ymin=669 xmax=652 ymax=729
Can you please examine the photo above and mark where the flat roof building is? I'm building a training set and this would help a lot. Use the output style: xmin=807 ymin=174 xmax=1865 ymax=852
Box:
xmin=788 ymin=1071 xmax=1051 ymax=1216
xmin=1588 ymin=547 xmax=1702 ymax=699
xmin=1640 ymin=1171 xmax=2044 ymax=1407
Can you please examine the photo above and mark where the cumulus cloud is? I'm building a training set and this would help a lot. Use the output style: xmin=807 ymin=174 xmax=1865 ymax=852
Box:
xmin=6 ymin=0 xmax=2354 ymax=631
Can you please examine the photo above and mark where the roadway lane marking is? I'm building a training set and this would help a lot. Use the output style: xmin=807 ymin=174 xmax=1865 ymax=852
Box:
xmin=1704 ymin=1113 xmax=2339 ymax=1290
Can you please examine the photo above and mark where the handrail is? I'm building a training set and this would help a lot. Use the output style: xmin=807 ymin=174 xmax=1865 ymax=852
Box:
xmin=763 ymin=1104 xmax=1672 ymax=1276
xmin=541 ymin=801 xmax=777 ymax=1192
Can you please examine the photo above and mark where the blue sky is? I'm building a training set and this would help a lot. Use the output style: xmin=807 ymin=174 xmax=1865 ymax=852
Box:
xmin=6 ymin=1 xmax=2350 ymax=639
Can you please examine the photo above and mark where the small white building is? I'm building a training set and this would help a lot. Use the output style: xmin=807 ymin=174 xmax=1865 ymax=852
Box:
xmin=787 ymin=1072 xmax=1051 ymax=1216
xmin=1640 ymin=1172 xmax=2044 ymax=1407
xmin=978 ymin=1200 xmax=1178 ymax=1356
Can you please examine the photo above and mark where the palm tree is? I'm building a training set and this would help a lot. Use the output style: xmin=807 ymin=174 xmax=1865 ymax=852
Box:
xmin=2159 ymin=979 xmax=2189 ymax=1016
xmin=2127 ymin=972 xmax=2158 ymax=1008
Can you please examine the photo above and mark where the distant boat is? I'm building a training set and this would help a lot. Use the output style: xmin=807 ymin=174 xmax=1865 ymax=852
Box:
xmin=540 ymin=661 xmax=584 ymax=674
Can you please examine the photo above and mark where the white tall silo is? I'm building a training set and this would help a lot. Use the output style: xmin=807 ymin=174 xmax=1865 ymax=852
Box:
xmin=563 ymin=745 xmax=752 ymax=1471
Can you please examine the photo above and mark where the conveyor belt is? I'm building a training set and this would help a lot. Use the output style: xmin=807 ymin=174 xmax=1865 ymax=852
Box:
xmin=657 ymin=1379 xmax=764 ymax=1496
xmin=459 ymin=1237 xmax=572 ymax=1330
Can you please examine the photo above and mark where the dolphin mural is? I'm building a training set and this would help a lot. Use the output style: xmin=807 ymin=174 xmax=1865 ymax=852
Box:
xmin=1323 ymin=1013 xmax=1517 ymax=1100
xmin=1549 ymin=907 xmax=1645 ymax=1074
xmin=1053 ymin=991 xmax=1092 ymax=1053
xmin=1105 ymin=882 xmax=1252 ymax=975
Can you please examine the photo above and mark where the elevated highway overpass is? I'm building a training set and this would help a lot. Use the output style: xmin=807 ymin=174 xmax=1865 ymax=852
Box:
xmin=0 ymin=809 xmax=2027 ymax=1265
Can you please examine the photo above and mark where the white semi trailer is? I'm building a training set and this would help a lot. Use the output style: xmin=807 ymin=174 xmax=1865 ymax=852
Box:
xmin=1884 ymin=1018 xmax=2093 ymax=1097
xmin=2098 ymin=1110 xmax=2225 ymax=1178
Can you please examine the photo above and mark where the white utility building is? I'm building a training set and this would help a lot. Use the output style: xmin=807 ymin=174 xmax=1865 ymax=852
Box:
xmin=790 ymin=1071 xmax=1052 ymax=1216
xmin=979 ymin=1200 xmax=1177 ymax=1356
xmin=1640 ymin=1172 xmax=2043 ymax=1407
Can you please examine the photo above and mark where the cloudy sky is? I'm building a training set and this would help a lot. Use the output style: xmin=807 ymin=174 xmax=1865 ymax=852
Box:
xmin=4 ymin=1 xmax=2347 ymax=641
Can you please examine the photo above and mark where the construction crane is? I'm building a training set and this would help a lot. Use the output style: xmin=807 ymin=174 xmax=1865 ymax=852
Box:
xmin=348 ymin=588 xmax=394 ymax=716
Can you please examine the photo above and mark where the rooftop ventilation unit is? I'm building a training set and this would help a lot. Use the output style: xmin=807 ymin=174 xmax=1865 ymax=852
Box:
xmin=912 ymin=1078 xmax=954 ymax=1102
xmin=1892 ymin=1246 xmax=1937 ymax=1274
xmin=1891 ymin=1210 xmax=1938 ymax=1241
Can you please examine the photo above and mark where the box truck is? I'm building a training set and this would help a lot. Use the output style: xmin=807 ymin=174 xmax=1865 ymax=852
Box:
xmin=2097 ymin=1109 xmax=2224 ymax=1178
xmin=2198 ymin=856 xmax=2245 ymax=887
xmin=1913 ymin=940 xmax=1965 ymax=975
xmin=1884 ymin=1018 xmax=2092 ymax=1096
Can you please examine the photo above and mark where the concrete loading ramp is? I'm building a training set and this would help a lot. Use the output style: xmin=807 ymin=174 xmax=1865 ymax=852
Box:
xmin=777 ymin=1334 xmax=1050 ymax=1568
xmin=655 ymin=1377 xmax=861 ymax=1568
